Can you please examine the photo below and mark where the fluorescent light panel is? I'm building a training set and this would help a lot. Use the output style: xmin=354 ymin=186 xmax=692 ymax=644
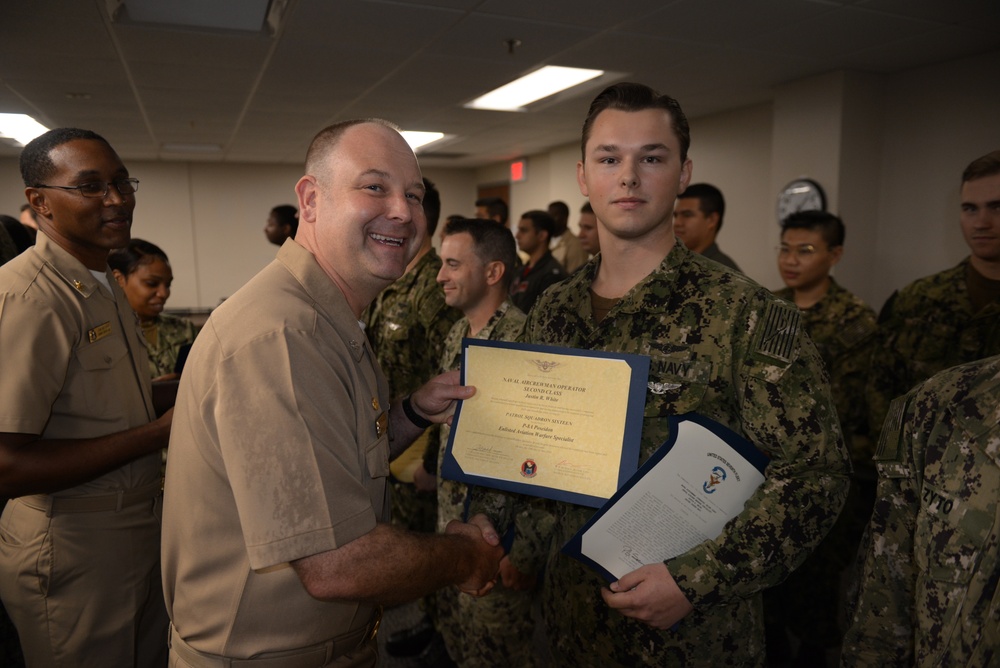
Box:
xmin=0 ymin=114 xmax=50 ymax=146
xmin=122 ymin=0 xmax=270 ymax=31
xmin=401 ymin=131 xmax=446 ymax=151
xmin=466 ymin=66 xmax=604 ymax=112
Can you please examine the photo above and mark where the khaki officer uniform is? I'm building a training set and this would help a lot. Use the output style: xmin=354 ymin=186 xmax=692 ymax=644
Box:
xmin=0 ymin=232 xmax=167 ymax=667
xmin=162 ymin=239 xmax=388 ymax=667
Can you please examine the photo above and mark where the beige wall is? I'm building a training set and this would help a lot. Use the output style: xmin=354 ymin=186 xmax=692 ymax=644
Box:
xmin=3 ymin=49 xmax=998 ymax=312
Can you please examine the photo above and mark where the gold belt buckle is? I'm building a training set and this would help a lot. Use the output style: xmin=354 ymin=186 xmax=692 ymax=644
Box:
xmin=368 ymin=606 xmax=383 ymax=641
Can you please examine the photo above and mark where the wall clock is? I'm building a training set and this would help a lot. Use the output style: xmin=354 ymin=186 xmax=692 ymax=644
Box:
xmin=777 ymin=178 xmax=826 ymax=223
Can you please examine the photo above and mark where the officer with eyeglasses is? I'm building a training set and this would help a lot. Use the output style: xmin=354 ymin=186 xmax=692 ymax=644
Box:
xmin=0 ymin=128 xmax=172 ymax=667
xmin=766 ymin=209 xmax=878 ymax=663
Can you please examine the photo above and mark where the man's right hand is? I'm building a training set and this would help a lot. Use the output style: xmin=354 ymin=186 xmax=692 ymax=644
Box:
xmin=445 ymin=513 xmax=503 ymax=596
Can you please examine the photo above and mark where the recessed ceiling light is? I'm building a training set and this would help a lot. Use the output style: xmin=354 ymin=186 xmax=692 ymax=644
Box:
xmin=401 ymin=131 xmax=446 ymax=151
xmin=0 ymin=114 xmax=50 ymax=146
xmin=116 ymin=0 xmax=272 ymax=32
xmin=465 ymin=66 xmax=605 ymax=112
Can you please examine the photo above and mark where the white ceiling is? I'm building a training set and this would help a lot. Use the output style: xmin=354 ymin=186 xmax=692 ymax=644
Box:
xmin=1 ymin=0 xmax=997 ymax=168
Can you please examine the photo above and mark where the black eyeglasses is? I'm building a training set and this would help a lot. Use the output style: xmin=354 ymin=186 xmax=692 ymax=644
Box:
xmin=33 ymin=178 xmax=139 ymax=199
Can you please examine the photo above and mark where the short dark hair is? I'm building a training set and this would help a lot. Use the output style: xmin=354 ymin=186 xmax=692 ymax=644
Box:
xmin=679 ymin=183 xmax=726 ymax=231
xmin=580 ymin=202 xmax=593 ymax=214
xmin=962 ymin=150 xmax=1000 ymax=184
xmin=108 ymin=238 xmax=170 ymax=276
xmin=422 ymin=178 xmax=441 ymax=236
xmin=443 ymin=218 xmax=518 ymax=290
xmin=547 ymin=201 xmax=570 ymax=236
xmin=20 ymin=128 xmax=112 ymax=187
xmin=475 ymin=197 xmax=508 ymax=225
xmin=270 ymin=205 xmax=298 ymax=236
xmin=305 ymin=118 xmax=400 ymax=177
xmin=581 ymin=83 xmax=690 ymax=163
xmin=781 ymin=210 xmax=845 ymax=248
xmin=520 ymin=210 xmax=556 ymax=242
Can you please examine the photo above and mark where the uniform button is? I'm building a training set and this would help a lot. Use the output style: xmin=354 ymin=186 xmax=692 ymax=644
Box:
xmin=372 ymin=397 xmax=380 ymax=410
xmin=104 ymin=355 xmax=112 ymax=363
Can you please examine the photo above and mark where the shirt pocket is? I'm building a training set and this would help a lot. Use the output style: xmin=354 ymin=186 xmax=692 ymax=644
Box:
xmin=381 ymin=303 xmax=412 ymax=341
xmin=898 ymin=321 xmax=953 ymax=363
xmin=76 ymin=333 xmax=128 ymax=371
xmin=912 ymin=489 xmax=993 ymax=661
xmin=914 ymin=487 xmax=992 ymax=584
xmin=642 ymin=353 xmax=713 ymax=418
xmin=365 ymin=432 xmax=391 ymax=480
xmin=71 ymin=335 xmax=131 ymax=418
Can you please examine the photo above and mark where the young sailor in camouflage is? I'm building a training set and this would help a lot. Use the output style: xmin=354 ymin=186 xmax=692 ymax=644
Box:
xmin=431 ymin=219 xmax=550 ymax=667
xmin=842 ymin=354 xmax=1000 ymax=667
xmin=867 ymin=151 xmax=1000 ymax=440
xmin=474 ymin=83 xmax=850 ymax=667
xmin=768 ymin=211 xmax=878 ymax=660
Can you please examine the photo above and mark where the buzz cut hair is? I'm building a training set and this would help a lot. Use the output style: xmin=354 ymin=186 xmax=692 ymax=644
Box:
xmin=304 ymin=118 xmax=401 ymax=177
xmin=20 ymin=128 xmax=113 ymax=187
xmin=443 ymin=218 xmax=518 ymax=291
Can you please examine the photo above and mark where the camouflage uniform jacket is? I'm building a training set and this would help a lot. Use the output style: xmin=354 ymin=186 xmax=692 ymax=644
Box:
xmin=477 ymin=245 xmax=850 ymax=666
xmin=868 ymin=258 xmax=1000 ymax=439
xmin=144 ymin=312 xmax=198 ymax=378
xmin=775 ymin=279 xmax=877 ymax=465
xmin=363 ymin=248 xmax=461 ymax=399
xmin=842 ymin=354 xmax=1000 ymax=667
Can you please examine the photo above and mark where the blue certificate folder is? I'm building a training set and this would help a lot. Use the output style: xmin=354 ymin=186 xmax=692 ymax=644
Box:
xmin=441 ymin=339 xmax=650 ymax=509
xmin=562 ymin=414 xmax=770 ymax=582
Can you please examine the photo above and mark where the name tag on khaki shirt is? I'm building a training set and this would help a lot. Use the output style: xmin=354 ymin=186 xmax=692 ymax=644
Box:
xmin=88 ymin=322 xmax=113 ymax=343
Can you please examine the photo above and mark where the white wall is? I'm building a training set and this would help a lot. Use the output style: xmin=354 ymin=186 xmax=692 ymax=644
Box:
xmin=872 ymin=49 xmax=1000 ymax=311
xmin=4 ymin=49 xmax=998 ymax=313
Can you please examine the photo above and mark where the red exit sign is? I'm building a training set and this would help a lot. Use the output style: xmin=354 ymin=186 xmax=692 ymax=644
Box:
xmin=510 ymin=159 xmax=527 ymax=182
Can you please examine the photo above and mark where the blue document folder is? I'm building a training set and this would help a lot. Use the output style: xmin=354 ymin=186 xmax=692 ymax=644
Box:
xmin=562 ymin=413 xmax=770 ymax=582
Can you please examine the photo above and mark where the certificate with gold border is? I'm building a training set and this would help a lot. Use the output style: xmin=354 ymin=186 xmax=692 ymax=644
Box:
xmin=441 ymin=339 xmax=650 ymax=508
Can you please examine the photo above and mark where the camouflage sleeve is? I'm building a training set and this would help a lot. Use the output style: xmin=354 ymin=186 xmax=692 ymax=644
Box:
xmin=665 ymin=297 xmax=851 ymax=607
xmin=866 ymin=291 xmax=911 ymax=443
xmin=416 ymin=286 xmax=461 ymax=368
xmin=506 ymin=497 xmax=557 ymax=574
xmin=841 ymin=395 xmax=918 ymax=667
xmin=832 ymin=316 xmax=878 ymax=466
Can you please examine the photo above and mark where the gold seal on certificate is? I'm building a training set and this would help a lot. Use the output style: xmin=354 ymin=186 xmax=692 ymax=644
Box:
xmin=441 ymin=339 xmax=650 ymax=508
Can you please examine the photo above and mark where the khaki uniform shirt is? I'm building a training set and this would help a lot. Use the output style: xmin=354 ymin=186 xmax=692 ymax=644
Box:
xmin=843 ymin=354 xmax=1000 ymax=667
xmin=0 ymin=232 xmax=162 ymax=667
xmin=0 ymin=231 xmax=158 ymax=490
xmin=162 ymin=240 xmax=391 ymax=659
xmin=551 ymin=232 xmax=589 ymax=274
